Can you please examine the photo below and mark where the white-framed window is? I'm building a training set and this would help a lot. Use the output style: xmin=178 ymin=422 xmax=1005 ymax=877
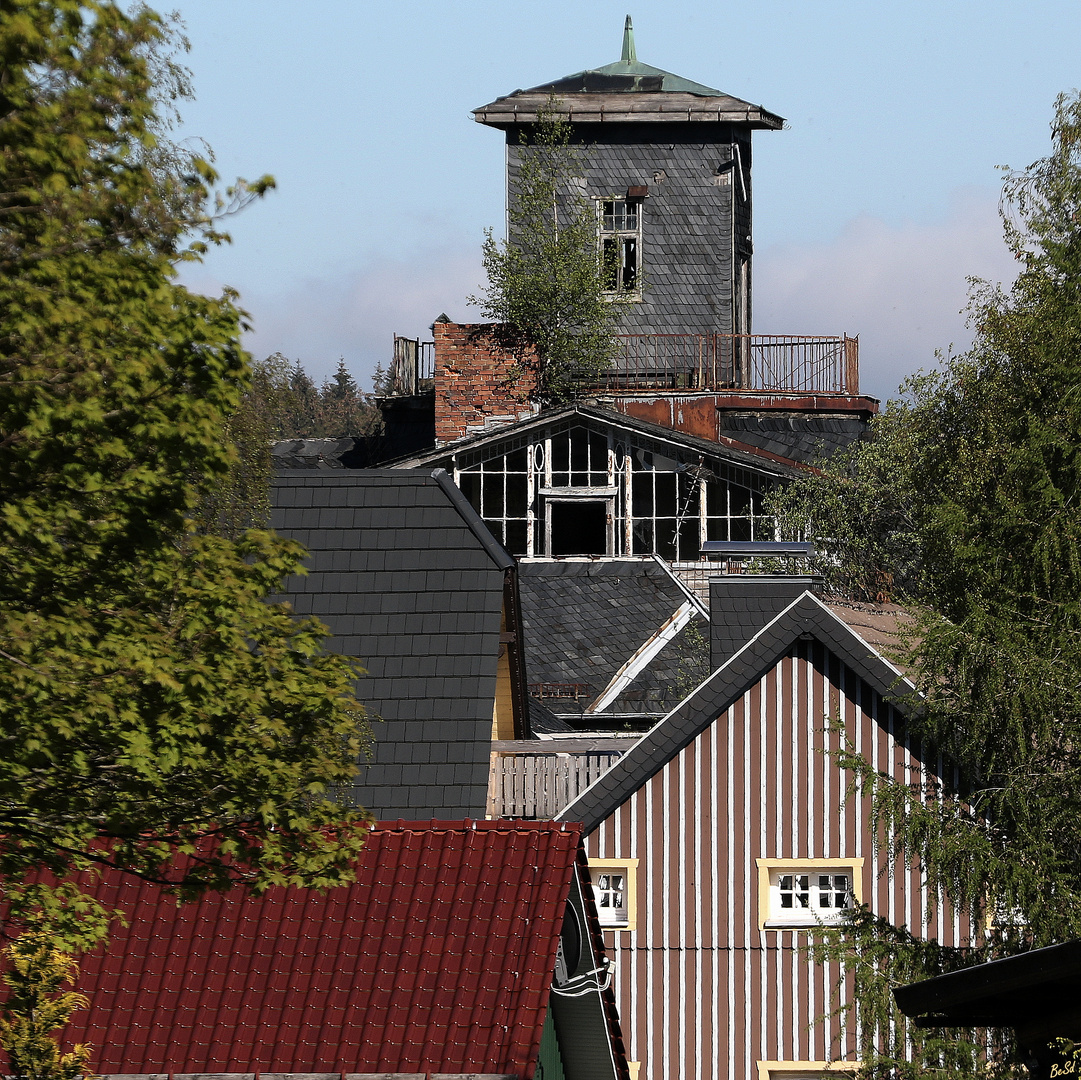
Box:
xmin=588 ymin=857 xmax=640 ymax=930
xmin=599 ymin=197 xmax=642 ymax=296
xmin=757 ymin=1061 xmax=859 ymax=1080
xmin=755 ymin=857 xmax=864 ymax=930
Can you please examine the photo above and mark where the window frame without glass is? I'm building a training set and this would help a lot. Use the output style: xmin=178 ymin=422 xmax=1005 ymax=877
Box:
xmin=599 ymin=196 xmax=643 ymax=298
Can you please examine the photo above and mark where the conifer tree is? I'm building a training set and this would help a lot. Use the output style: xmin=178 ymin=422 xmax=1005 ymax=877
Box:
xmin=0 ymin=934 xmax=92 ymax=1080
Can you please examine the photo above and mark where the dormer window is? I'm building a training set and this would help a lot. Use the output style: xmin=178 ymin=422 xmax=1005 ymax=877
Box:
xmin=599 ymin=197 xmax=642 ymax=296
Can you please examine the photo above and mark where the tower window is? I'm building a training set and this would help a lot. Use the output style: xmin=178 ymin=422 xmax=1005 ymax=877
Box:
xmin=599 ymin=198 xmax=642 ymax=295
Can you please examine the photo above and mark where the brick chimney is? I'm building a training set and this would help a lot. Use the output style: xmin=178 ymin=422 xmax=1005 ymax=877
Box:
xmin=433 ymin=322 xmax=540 ymax=444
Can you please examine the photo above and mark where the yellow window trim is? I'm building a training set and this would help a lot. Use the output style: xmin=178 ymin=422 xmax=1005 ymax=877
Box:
xmin=755 ymin=857 xmax=865 ymax=931
xmin=589 ymin=856 xmax=640 ymax=932
xmin=757 ymin=1060 xmax=860 ymax=1080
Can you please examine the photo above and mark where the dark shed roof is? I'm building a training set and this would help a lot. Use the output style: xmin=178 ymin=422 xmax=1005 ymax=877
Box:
xmin=894 ymin=940 xmax=1081 ymax=1033
xmin=271 ymin=469 xmax=512 ymax=820
xmin=519 ymin=557 xmax=708 ymax=723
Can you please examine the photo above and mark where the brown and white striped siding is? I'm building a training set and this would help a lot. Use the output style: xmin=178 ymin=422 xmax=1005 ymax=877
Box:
xmin=584 ymin=639 xmax=966 ymax=1080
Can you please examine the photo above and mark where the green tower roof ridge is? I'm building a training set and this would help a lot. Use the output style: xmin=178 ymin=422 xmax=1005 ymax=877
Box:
xmin=538 ymin=13 xmax=729 ymax=98
xmin=473 ymin=15 xmax=784 ymax=128
xmin=621 ymin=14 xmax=637 ymax=64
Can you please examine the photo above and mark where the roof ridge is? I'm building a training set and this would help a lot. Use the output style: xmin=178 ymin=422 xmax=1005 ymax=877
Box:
xmin=374 ymin=818 xmax=582 ymax=834
xmin=557 ymin=591 xmax=921 ymax=832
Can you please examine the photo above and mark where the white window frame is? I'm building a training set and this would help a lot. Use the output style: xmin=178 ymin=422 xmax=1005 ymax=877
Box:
xmin=598 ymin=197 xmax=643 ymax=299
xmin=588 ymin=857 xmax=639 ymax=931
xmin=755 ymin=857 xmax=864 ymax=930
xmin=757 ymin=1061 xmax=860 ymax=1080
xmin=543 ymin=493 xmax=616 ymax=557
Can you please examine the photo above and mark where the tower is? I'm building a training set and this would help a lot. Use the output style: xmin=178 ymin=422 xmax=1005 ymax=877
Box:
xmin=473 ymin=16 xmax=783 ymax=339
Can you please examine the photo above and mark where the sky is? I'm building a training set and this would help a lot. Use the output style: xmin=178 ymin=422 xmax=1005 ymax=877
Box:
xmin=170 ymin=0 xmax=1081 ymax=403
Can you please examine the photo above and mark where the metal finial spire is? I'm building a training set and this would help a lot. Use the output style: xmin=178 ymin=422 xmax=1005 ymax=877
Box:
xmin=621 ymin=15 xmax=636 ymax=63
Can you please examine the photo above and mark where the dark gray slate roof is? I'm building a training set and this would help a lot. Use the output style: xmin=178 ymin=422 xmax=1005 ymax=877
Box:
xmin=557 ymin=591 xmax=918 ymax=833
xmin=518 ymin=558 xmax=709 ymax=725
xmin=717 ymin=414 xmax=868 ymax=463
xmin=271 ymin=468 xmax=512 ymax=820
xmin=710 ymin=575 xmax=824 ymax=669
xmin=396 ymin=402 xmax=802 ymax=480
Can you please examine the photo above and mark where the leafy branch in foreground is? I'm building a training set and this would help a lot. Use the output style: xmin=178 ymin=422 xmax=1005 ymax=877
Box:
xmin=0 ymin=0 xmax=372 ymax=955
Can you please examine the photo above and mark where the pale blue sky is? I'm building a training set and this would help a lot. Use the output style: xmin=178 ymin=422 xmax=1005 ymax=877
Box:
xmin=171 ymin=1 xmax=1081 ymax=401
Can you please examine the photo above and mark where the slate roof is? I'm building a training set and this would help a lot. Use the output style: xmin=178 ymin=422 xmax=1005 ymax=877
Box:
xmin=519 ymin=557 xmax=709 ymax=724
xmin=474 ymin=20 xmax=782 ymax=129
xmin=271 ymin=469 xmax=513 ymax=819
xmin=55 ymin=821 xmax=586 ymax=1078
xmin=710 ymin=575 xmax=825 ymax=668
xmin=395 ymin=402 xmax=802 ymax=480
xmin=716 ymin=414 xmax=869 ymax=464
xmin=558 ymin=590 xmax=918 ymax=833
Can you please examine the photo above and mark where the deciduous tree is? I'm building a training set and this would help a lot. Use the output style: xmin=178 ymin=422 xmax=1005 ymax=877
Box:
xmin=470 ymin=98 xmax=625 ymax=405
xmin=0 ymin=0 xmax=370 ymax=953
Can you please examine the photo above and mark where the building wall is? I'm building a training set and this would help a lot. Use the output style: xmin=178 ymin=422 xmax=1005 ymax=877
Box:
xmin=508 ymin=123 xmax=747 ymax=337
xmin=584 ymin=640 xmax=967 ymax=1080
xmin=433 ymin=322 xmax=539 ymax=444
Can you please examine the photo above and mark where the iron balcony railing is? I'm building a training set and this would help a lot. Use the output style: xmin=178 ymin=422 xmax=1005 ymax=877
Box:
xmin=592 ymin=333 xmax=860 ymax=395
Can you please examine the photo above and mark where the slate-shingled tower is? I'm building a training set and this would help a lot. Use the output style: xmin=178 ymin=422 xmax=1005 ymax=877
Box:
xmin=473 ymin=16 xmax=783 ymax=338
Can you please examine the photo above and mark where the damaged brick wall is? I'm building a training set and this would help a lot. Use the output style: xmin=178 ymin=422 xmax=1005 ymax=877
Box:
xmin=434 ymin=323 xmax=539 ymax=444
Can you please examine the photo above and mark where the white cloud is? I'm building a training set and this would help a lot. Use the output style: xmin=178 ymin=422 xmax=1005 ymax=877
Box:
xmin=184 ymin=247 xmax=488 ymax=389
xmin=182 ymin=188 xmax=1019 ymax=403
xmin=754 ymin=188 xmax=1019 ymax=402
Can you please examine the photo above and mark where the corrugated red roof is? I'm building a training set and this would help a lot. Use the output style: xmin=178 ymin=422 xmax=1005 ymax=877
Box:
xmin=53 ymin=820 xmax=581 ymax=1079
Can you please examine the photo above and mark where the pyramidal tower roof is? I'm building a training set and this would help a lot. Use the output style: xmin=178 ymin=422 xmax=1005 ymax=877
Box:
xmin=474 ymin=15 xmax=783 ymax=129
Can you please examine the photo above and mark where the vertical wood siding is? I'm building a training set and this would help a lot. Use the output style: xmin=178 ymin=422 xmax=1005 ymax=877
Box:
xmin=585 ymin=640 xmax=964 ymax=1080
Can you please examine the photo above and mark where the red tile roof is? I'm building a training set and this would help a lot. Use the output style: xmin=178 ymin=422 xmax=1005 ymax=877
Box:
xmin=54 ymin=820 xmax=582 ymax=1079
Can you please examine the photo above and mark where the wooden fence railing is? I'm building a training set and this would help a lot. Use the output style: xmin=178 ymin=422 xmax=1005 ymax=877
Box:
xmin=487 ymin=752 xmax=624 ymax=819
xmin=389 ymin=335 xmax=435 ymax=395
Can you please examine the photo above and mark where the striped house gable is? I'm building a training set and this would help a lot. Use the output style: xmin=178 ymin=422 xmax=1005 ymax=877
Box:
xmin=557 ymin=592 xmax=968 ymax=1080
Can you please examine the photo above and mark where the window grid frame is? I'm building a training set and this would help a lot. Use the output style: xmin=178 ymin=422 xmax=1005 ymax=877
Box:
xmin=598 ymin=196 xmax=643 ymax=298
xmin=755 ymin=857 xmax=865 ymax=930
xmin=589 ymin=857 xmax=640 ymax=932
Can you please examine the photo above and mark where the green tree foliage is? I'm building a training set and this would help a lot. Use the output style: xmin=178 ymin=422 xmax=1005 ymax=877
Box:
xmin=0 ymin=0 xmax=371 ymax=952
xmin=244 ymin=353 xmax=383 ymax=440
xmin=771 ymin=92 xmax=1081 ymax=1079
xmin=0 ymin=934 xmax=93 ymax=1080
xmin=470 ymin=97 xmax=625 ymax=405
